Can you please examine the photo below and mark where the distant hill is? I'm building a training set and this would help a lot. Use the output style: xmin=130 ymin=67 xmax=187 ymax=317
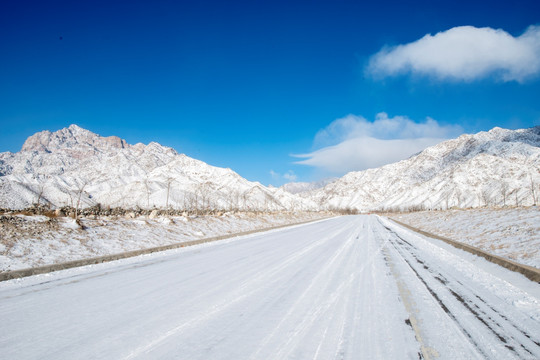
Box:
xmin=280 ymin=178 xmax=337 ymax=195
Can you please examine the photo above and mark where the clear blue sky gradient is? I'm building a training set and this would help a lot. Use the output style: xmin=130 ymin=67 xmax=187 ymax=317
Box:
xmin=1 ymin=0 xmax=539 ymax=185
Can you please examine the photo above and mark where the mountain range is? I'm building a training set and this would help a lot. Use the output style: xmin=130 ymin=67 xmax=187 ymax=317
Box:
xmin=0 ymin=125 xmax=316 ymax=211
xmin=302 ymin=126 xmax=540 ymax=211
xmin=1 ymin=125 xmax=538 ymax=212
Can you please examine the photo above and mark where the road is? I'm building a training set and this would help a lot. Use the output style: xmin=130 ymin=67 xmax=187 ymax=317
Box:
xmin=1 ymin=215 xmax=539 ymax=359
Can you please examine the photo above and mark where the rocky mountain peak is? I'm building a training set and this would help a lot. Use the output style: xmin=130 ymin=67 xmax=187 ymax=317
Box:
xmin=21 ymin=124 xmax=130 ymax=153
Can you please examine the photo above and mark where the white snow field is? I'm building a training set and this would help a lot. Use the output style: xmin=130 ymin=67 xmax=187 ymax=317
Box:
xmin=1 ymin=215 xmax=539 ymax=359
xmin=389 ymin=207 xmax=540 ymax=269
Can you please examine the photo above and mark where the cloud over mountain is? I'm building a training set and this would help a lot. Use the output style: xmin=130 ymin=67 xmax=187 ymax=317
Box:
xmin=367 ymin=25 xmax=540 ymax=82
xmin=308 ymin=126 xmax=540 ymax=211
xmin=293 ymin=113 xmax=462 ymax=174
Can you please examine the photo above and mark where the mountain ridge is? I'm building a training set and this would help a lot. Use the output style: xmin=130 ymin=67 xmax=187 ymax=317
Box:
xmin=307 ymin=126 xmax=540 ymax=211
xmin=0 ymin=125 xmax=316 ymax=211
xmin=1 ymin=125 xmax=538 ymax=212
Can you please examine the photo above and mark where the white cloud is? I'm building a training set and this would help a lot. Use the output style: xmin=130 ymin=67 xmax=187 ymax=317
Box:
xmin=367 ymin=25 xmax=540 ymax=82
xmin=294 ymin=113 xmax=463 ymax=174
xmin=313 ymin=113 xmax=458 ymax=146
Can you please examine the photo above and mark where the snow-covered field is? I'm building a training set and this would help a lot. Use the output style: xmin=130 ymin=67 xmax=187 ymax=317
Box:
xmin=0 ymin=211 xmax=327 ymax=272
xmin=1 ymin=215 xmax=538 ymax=359
xmin=388 ymin=207 xmax=540 ymax=269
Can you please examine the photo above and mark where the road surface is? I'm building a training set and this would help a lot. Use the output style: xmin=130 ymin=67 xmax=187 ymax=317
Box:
xmin=1 ymin=215 xmax=539 ymax=359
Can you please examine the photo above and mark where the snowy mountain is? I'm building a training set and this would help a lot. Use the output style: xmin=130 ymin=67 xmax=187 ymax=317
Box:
xmin=0 ymin=125 xmax=317 ymax=211
xmin=2 ymin=125 xmax=538 ymax=212
xmin=309 ymin=126 xmax=540 ymax=211
xmin=280 ymin=178 xmax=337 ymax=195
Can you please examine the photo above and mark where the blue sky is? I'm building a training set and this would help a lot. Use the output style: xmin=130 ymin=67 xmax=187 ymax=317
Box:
xmin=1 ymin=0 xmax=539 ymax=186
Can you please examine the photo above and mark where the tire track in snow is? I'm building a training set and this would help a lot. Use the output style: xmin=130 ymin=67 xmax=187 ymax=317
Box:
xmin=3 ymin=216 xmax=537 ymax=359
xmin=251 ymin=216 xmax=408 ymax=360
xmin=380 ymin=217 xmax=540 ymax=359
xmin=373 ymin=219 xmax=437 ymax=360
xmin=123 ymin=219 xmax=358 ymax=360
xmin=248 ymin=220 xmax=360 ymax=359
xmin=279 ymin=229 xmax=365 ymax=360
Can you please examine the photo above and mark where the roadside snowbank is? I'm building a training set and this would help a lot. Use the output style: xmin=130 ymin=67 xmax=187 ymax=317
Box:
xmin=388 ymin=207 xmax=540 ymax=269
xmin=0 ymin=212 xmax=328 ymax=271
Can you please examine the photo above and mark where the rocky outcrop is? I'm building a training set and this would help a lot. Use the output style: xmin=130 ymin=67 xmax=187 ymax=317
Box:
xmin=21 ymin=124 xmax=129 ymax=153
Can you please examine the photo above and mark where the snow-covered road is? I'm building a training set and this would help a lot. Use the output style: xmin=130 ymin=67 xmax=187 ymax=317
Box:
xmin=1 ymin=216 xmax=539 ymax=359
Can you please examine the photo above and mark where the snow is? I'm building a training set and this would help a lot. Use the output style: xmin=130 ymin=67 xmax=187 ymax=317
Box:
xmin=377 ymin=215 xmax=540 ymax=358
xmin=388 ymin=207 xmax=540 ymax=269
xmin=309 ymin=126 xmax=540 ymax=211
xmin=1 ymin=124 xmax=539 ymax=357
xmin=3 ymin=125 xmax=539 ymax=214
xmin=0 ymin=125 xmax=317 ymax=211
xmin=0 ymin=212 xmax=327 ymax=271
xmin=1 ymin=215 xmax=538 ymax=359
xmin=280 ymin=177 xmax=337 ymax=194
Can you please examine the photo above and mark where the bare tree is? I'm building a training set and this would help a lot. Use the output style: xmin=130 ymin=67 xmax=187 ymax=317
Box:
xmin=193 ymin=187 xmax=201 ymax=214
xmin=32 ymin=174 xmax=51 ymax=208
xmin=56 ymin=181 xmax=89 ymax=221
xmin=455 ymin=189 xmax=462 ymax=209
xmin=242 ymin=191 xmax=249 ymax=211
xmin=36 ymin=183 xmax=46 ymax=207
xmin=74 ymin=181 xmax=88 ymax=220
xmin=233 ymin=190 xmax=240 ymax=211
xmin=226 ymin=191 xmax=234 ymax=211
xmin=425 ymin=198 xmax=432 ymax=211
xmin=530 ymin=173 xmax=537 ymax=206
xmin=198 ymin=184 xmax=208 ymax=213
xmin=262 ymin=192 xmax=269 ymax=212
xmin=144 ymin=176 xmax=151 ymax=209
xmin=442 ymin=190 xmax=452 ymax=210
xmin=480 ymin=188 xmax=491 ymax=208
xmin=165 ymin=177 xmax=175 ymax=209
xmin=183 ymin=192 xmax=190 ymax=212
xmin=67 ymin=192 xmax=75 ymax=208
xmin=58 ymin=185 xmax=75 ymax=209
xmin=501 ymin=182 xmax=509 ymax=207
